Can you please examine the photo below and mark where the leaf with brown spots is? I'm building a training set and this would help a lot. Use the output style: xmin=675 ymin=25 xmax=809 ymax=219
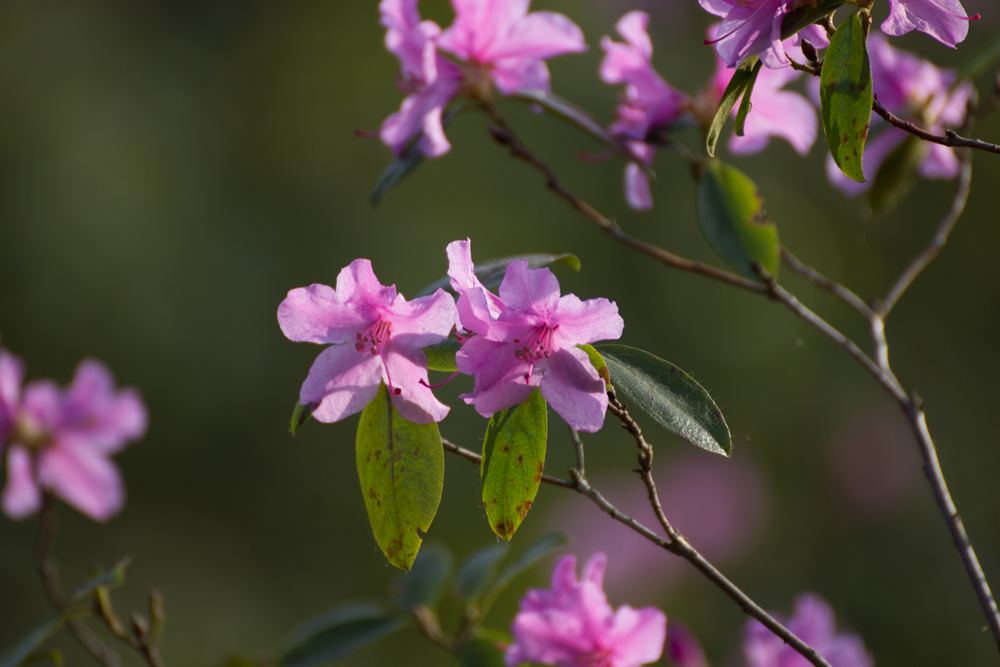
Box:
xmin=820 ymin=12 xmax=873 ymax=183
xmin=480 ymin=389 xmax=547 ymax=541
xmin=356 ymin=383 xmax=444 ymax=570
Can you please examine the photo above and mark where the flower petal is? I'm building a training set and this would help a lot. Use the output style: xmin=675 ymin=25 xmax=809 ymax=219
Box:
xmin=60 ymin=359 xmax=147 ymax=454
xmin=919 ymin=143 xmax=960 ymax=179
xmin=388 ymin=288 xmax=459 ymax=348
xmin=729 ymin=88 xmax=817 ymax=156
xmin=300 ymin=344 xmax=384 ymax=423
xmin=607 ymin=605 xmax=668 ymax=667
xmin=21 ymin=380 xmax=62 ymax=433
xmin=667 ymin=622 xmax=709 ymax=667
xmin=882 ymin=0 xmax=972 ymax=48
xmin=699 ymin=0 xmax=735 ymax=18
xmin=539 ymin=346 xmax=608 ymax=433
xmin=480 ymin=11 xmax=586 ymax=64
xmin=498 ymin=261 xmax=561 ymax=317
xmin=825 ymin=128 xmax=906 ymax=197
xmin=624 ymin=162 xmax=653 ymax=210
xmin=380 ymin=71 xmax=461 ymax=158
xmin=553 ymin=294 xmax=624 ymax=346
xmin=0 ymin=349 xmax=25 ymax=436
xmin=438 ymin=0 xmax=531 ymax=62
xmin=456 ymin=336 xmax=536 ymax=418
xmin=382 ymin=339 xmax=450 ymax=424
xmin=447 ymin=238 xmax=505 ymax=334
xmin=279 ymin=283 xmax=374 ymax=345
xmin=38 ymin=446 xmax=124 ymax=522
xmin=2 ymin=446 xmax=41 ymax=520
xmin=491 ymin=59 xmax=551 ymax=95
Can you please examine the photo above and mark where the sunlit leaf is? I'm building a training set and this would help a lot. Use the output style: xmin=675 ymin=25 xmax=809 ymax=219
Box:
xmin=389 ymin=543 xmax=453 ymax=611
xmin=356 ymin=383 xmax=445 ymax=570
xmin=290 ymin=401 xmax=312 ymax=436
xmin=696 ymin=160 xmax=779 ymax=280
xmin=481 ymin=389 xmax=547 ymax=541
xmin=423 ymin=340 xmax=461 ymax=373
xmin=707 ymin=57 xmax=760 ymax=157
xmin=275 ymin=603 xmax=404 ymax=667
xmin=820 ymin=12 xmax=873 ymax=183
xmin=734 ymin=60 xmax=763 ymax=137
xmin=417 ymin=253 xmax=580 ymax=299
xmin=578 ymin=344 xmax=610 ymax=389
xmin=594 ymin=344 xmax=732 ymax=456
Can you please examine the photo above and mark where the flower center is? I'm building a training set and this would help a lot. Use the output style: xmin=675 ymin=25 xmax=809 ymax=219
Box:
xmin=11 ymin=415 xmax=50 ymax=452
xmin=513 ymin=325 xmax=558 ymax=382
xmin=355 ymin=319 xmax=403 ymax=396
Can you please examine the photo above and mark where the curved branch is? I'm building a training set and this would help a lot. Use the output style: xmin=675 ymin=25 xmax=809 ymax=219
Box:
xmin=872 ymin=98 xmax=1000 ymax=155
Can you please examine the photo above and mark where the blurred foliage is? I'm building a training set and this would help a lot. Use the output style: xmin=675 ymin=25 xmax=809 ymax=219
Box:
xmin=0 ymin=1 xmax=998 ymax=666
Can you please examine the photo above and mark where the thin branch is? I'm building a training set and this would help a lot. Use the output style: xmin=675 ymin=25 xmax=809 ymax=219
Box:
xmin=568 ymin=427 xmax=586 ymax=476
xmin=872 ymin=98 xmax=1000 ymax=155
xmin=35 ymin=496 xmax=124 ymax=667
xmin=877 ymin=150 xmax=974 ymax=317
xmin=442 ymin=436 xmax=833 ymax=667
xmin=442 ymin=438 xmax=574 ymax=488
xmin=780 ymin=247 xmax=874 ymax=319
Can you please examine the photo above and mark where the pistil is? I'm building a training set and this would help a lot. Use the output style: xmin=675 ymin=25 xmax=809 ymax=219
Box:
xmin=513 ymin=325 xmax=558 ymax=382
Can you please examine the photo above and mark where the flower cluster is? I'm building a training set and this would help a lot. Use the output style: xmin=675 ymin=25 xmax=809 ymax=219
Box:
xmin=505 ymin=553 xmax=667 ymax=667
xmin=379 ymin=0 xmax=586 ymax=157
xmin=0 ymin=348 xmax=147 ymax=522
xmin=278 ymin=240 xmax=624 ymax=433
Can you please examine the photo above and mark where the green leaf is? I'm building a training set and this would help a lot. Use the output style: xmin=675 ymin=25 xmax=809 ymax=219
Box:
xmin=957 ymin=30 xmax=1000 ymax=83
xmin=696 ymin=160 xmax=780 ymax=280
xmin=780 ymin=0 xmax=846 ymax=40
xmin=820 ymin=12 xmax=873 ymax=183
xmin=290 ymin=401 xmax=312 ymax=436
xmin=0 ymin=618 xmax=68 ymax=667
xmin=370 ymin=106 xmax=465 ymax=207
xmin=71 ymin=556 xmax=131 ymax=600
xmin=707 ymin=56 xmax=760 ymax=157
xmin=577 ymin=344 xmax=610 ymax=390
xmin=480 ymin=532 xmax=567 ymax=615
xmin=593 ymin=344 xmax=732 ymax=456
xmin=734 ymin=60 xmax=764 ymax=137
xmin=275 ymin=603 xmax=404 ymax=667
xmin=452 ymin=543 xmax=509 ymax=602
xmin=356 ymin=383 xmax=445 ymax=570
xmin=424 ymin=340 xmax=461 ymax=373
xmin=458 ymin=631 xmax=508 ymax=667
xmin=481 ymin=389 xmax=548 ymax=541
xmin=867 ymin=136 xmax=929 ymax=216
xmin=417 ymin=253 xmax=581 ymax=299
xmin=390 ymin=543 xmax=453 ymax=611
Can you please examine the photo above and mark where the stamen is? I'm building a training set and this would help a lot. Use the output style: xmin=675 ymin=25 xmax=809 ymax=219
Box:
xmin=512 ymin=325 xmax=558 ymax=384
xmin=420 ymin=372 xmax=460 ymax=390
xmin=355 ymin=319 xmax=402 ymax=395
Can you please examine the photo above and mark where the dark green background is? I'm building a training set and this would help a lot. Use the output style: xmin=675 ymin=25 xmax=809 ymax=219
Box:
xmin=0 ymin=1 xmax=998 ymax=665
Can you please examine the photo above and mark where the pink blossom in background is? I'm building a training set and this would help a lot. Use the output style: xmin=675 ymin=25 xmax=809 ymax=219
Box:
xmin=699 ymin=0 xmax=803 ymax=70
xmin=278 ymin=258 xmax=458 ymax=425
xmin=599 ymin=11 xmax=691 ymax=210
xmin=824 ymin=34 xmax=973 ymax=197
xmin=667 ymin=622 xmax=709 ymax=667
xmin=379 ymin=0 xmax=463 ymax=157
xmin=545 ymin=451 xmax=768 ymax=599
xmin=743 ymin=593 xmax=873 ymax=667
xmin=506 ymin=553 xmax=667 ymax=667
xmin=706 ymin=23 xmax=821 ymax=157
xmin=437 ymin=0 xmax=587 ymax=95
xmin=827 ymin=406 xmax=921 ymax=522
xmin=448 ymin=240 xmax=623 ymax=433
xmin=882 ymin=0 xmax=980 ymax=49
xmin=0 ymin=354 xmax=147 ymax=522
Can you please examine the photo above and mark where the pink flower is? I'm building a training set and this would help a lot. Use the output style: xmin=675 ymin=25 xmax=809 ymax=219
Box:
xmin=699 ymin=0 xmax=802 ymax=70
xmin=506 ymin=553 xmax=667 ymax=667
xmin=882 ymin=0 xmax=980 ymax=49
xmin=599 ymin=11 xmax=691 ymax=210
xmin=667 ymin=622 xmax=709 ymax=667
xmin=708 ymin=23 xmax=822 ymax=156
xmin=743 ymin=593 xmax=873 ymax=667
xmin=824 ymin=34 xmax=973 ymax=196
xmin=447 ymin=239 xmax=624 ymax=433
xmin=0 ymin=353 xmax=147 ymax=522
xmin=437 ymin=0 xmax=587 ymax=95
xmin=279 ymin=259 xmax=458 ymax=425
xmin=379 ymin=0 xmax=463 ymax=157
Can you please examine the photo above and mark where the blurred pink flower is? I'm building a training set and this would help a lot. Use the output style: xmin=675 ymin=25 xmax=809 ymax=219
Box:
xmin=667 ymin=621 xmax=709 ymax=667
xmin=699 ymin=0 xmax=801 ymax=70
xmin=882 ymin=0 xmax=979 ymax=49
xmin=437 ymin=0 xmax=587 ymax=95
xmin=707 ymin=23 xmax=822 ymax=156
xmin=506 ymin=553 xmax=667 ymax=667
xmin=448 ymin=240 xmax=623 ymax=433
xmin=0 ymin=353 xmax=147 ymax=522
xmin=743 ymin=593 xmax=873 ymax=667
xmin=278 ymin=258 xmax=458 ymax=425
xmin=827 ymin=406 xmax=921 ymax=522
xmin=824 ymin=34 xmax=973 ymax=196
xmin=379 ymin=0 xmax=463 ymax=157
xmin=545 ymin=451 xmax=768 ymax=599
xmin=599 ymin=11 xmax=691 ymax=210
